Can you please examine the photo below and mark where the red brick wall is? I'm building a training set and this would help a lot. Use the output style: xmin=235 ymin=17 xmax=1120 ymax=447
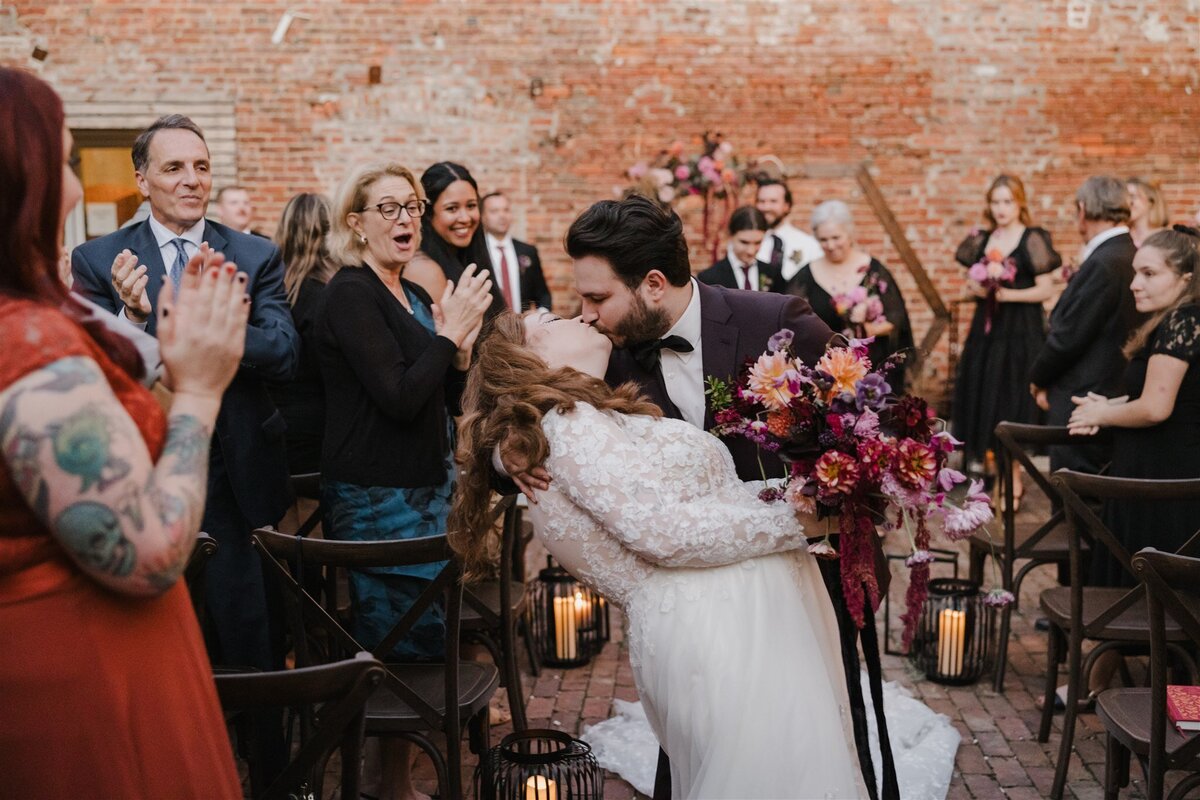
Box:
xmin=6 ymin=0 xmax=1198 ymax=398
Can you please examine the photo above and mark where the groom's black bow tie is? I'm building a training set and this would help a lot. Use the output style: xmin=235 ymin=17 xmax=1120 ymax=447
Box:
xmin=630 ymin=335 xmax=694 ymax=372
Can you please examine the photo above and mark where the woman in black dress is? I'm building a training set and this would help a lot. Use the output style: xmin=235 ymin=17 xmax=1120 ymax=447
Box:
xmin=952 ymin=175 xmax=1061 ymax=501
xmin=1069 ymin=227 xmax=1200 ymax=587
xmin=405 ymin=161 xmax=508 ymax=321
xmin=269 ymin=192 xmax=340 ymax=474
xmin=786 ymin=199 xmax=914 ymax=389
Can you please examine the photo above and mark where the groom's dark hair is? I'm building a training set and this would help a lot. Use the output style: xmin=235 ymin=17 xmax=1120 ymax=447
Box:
xmin=565 ymin=195 xmax=692 ymax=289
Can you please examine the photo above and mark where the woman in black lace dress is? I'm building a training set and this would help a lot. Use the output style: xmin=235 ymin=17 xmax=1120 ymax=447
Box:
xmin=786 ymin=199 xmax=914 ymax=389
xmin=1069 ymin=227 xmax=1200 ymax=587
xmin=952 ymin=175 xmax=1061 ymax=499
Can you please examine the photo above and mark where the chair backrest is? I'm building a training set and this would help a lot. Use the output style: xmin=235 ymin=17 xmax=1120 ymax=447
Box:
xmin=1053 ymin=471 xmax=1200 ymax=637
xmin=1131 ymin=548 xmax=1200 ymax=799
xmin=253 ymin=529 xmax=465 ymax=732
xmin=288 ymin=472 xmax=324 ymax=538
xmin=993 ymin=423 xmax=1096 ymax=560
xmin=184 ymin=532 xmax=218 ymax=617
xmin=215 ymin=652 xmax=386 ymax=800
xmin=462 ymin=495 xmax=519 ymax=627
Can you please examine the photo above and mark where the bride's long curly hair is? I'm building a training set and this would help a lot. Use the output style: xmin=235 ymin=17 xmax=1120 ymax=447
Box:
xmin=448 ymin=311 xmax=661 ymax=576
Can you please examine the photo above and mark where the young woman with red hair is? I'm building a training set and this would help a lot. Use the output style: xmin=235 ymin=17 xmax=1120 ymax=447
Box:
xmin=0 ymin=68 xmax=246 ymax=797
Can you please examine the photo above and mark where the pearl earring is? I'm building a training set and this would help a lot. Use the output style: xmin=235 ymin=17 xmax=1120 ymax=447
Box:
xmin=360 ymin=235 xmax=367 ymax=244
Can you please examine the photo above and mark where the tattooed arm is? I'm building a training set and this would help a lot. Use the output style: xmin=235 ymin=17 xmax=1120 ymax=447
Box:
xmin=0 ymin=356 xmax=222 ymax=596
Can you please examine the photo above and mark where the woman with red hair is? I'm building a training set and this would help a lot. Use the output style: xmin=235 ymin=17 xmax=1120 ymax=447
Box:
xmin=0 ymin=68 xmax=245 ymax=797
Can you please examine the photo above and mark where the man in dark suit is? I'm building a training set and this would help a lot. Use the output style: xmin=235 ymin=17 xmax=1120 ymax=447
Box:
xmin=1030 ymin=176 xmax=1143 ymax=473
xmin=698 ymin=205 xmax=785 ymax=293
xmin=481 ymin=190 xmax=553 ymax=311
xmin=71 ymin=114 xmax=299 ymax=788
xmin=508 ymin=195 xmax=898 ymax=800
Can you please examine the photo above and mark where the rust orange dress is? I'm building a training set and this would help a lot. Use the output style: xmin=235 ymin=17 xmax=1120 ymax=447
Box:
xmin=0 ymin=299 xmax=241 ymax=798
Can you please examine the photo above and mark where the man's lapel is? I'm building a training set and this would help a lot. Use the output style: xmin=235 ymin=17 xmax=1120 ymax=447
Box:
xmin=203 ymin=220 xmax=229 ymax=262
xmin=696 ymin=282 xmax=739 ymax=428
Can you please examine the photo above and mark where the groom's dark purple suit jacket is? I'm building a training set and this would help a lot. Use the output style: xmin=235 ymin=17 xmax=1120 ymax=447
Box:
xmin=604 ymin=280 xmax=833 ymax=483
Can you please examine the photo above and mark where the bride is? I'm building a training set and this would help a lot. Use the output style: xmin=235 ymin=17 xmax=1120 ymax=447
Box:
xmin=449 ymin=311 xmax=867 ymax=799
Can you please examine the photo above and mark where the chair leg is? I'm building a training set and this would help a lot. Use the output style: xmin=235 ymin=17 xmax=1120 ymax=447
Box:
xmin=1103 ymin=732 xmax=1127 ymax=800
xmin=968 ymin=545 xmax=987 ymax=587
xmin=520 ymin=616 xmax=542 ymax=678
xmin=445 ymin=717 xmax=463 ymax=800
xmin=1039 ymin=624 xmax=1062 ymax=743
xmin=992 ymin=602 xmax=1013 ymax=693
xmin=501 ymin=619 xmax=529 ymax=732
xmin=1051 ymin=626 xmax=1084 ymax=800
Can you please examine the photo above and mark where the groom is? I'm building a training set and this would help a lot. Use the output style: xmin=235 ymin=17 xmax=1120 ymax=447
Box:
xmin=508 ymin=195 xmax=899 ymax=800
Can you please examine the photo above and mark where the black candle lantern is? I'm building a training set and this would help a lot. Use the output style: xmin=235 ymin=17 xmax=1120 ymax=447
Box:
xmin=528 ymin=559 xmax=610 ymax=668
xmin=475 ymin=729 xmax=605 ymax=800
xmin=910 ymin=578 xmax=996 ymax=685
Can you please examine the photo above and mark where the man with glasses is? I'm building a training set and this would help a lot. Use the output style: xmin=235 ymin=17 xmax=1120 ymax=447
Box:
xmin=71 ymin=114 xmax=299 ymax=794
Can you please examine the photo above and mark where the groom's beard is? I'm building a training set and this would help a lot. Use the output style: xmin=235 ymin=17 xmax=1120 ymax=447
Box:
xmin=609 ymin=293 xmax=672 ymax=349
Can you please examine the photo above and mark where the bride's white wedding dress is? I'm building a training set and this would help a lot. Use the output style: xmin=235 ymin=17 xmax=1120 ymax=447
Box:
xmin=528 ymin=403 xmax=868 ymax=799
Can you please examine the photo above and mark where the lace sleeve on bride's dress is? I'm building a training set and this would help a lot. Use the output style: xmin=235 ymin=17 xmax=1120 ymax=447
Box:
xmin=542 ymin=403 xmax=808 ymax=569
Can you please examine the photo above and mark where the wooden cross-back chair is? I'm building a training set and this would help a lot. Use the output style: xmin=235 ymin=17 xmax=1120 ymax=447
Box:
xmin=254 ymin=530 xmax=499 ymax=800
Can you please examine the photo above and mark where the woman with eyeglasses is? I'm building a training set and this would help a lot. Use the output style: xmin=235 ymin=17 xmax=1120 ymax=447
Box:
xmin=316 ymin=162 xmax=493 ymax=800
xmin=406 ymin=161 xmax=509 ymax=321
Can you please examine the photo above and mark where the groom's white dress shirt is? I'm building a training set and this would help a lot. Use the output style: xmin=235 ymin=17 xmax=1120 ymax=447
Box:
xmin=660 ymin=280 xmax=705 ymax=428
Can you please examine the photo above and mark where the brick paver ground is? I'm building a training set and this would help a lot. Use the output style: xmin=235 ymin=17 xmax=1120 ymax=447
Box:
xmin=328 ymin=483 xmax=1189 ymax=799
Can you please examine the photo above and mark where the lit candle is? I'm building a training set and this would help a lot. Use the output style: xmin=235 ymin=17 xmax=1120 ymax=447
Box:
xmin=937 ymin=609 xmax=966 ymax=678
xmin=552 ymin=596 xmax=577 ymax=660
xmin=574 ymin=590 xmax=592 ymax=626
xmin=525 ymin=775 xmax=558 ymax=800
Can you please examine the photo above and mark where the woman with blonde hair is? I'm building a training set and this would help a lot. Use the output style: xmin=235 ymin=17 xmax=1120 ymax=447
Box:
xmin=1127 ymin=176 xmax=1170 ymax=248
xmin=952 ymin=174 xmax=1062 ymax=505
xmin=450 ymin=311 xmax=866 ymax=798
xmin=317 ymin=161 xmax=492 ymax=800
xmin=270 ymin=192 xmax=340 ymax=473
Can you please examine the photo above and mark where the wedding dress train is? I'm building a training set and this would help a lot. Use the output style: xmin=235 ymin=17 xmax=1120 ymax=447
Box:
xmin=529 ymin=403 xmax=867 ymax=799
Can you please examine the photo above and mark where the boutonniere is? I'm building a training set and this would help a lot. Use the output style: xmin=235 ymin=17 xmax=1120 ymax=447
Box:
xmin=518 ymin=254 xmax=532 ymax=271
xmin=759 ymin=274 xmax=774 ymax=292
xmin=788 ymin=249 xmax=805 ymax=267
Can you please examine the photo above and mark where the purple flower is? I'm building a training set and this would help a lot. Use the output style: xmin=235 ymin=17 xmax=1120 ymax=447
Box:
xmin=758 ymin=486 xmax=785 ymax=502
xmin=983 ymin=589 xmax=1016 ymax=608
xmin=674 ymin=165 xmax=691 ymax=181
xmin=855 ymin=373 xmax=891 ymax=411
xmin=830 ymin=391 xmax=858 ymax=414
xmin=936 ymin=467 xmax=967 ymax=492
xmin=942 ymin=495 xmax=994 ymax=540
xmin=905 ymin=549 xmax=936 ymax=567
xmin=853 ymin=408 xmax=880 ymax=437
xmin=768 ymin=328 xmax=795 ymax=353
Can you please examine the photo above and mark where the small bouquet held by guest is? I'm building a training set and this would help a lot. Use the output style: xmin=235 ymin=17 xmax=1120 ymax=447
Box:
xmin=831 ymin=273 xmax=887 ymax=336
xmin=706 ymin=330 xmax=1010 ymax=649
xmin=968 ymin=248 xmax=1018 ymax=333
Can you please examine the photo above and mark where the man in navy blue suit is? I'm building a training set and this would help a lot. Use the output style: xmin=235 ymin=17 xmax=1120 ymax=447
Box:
xmin=71 ymin=114 xmax=299 ymax=788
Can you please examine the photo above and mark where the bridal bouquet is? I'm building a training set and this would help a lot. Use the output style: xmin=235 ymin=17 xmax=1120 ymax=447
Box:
xmin=968 ymin=249 xmax=1017 ymax=334
xmin=706 ymin=331 xmax=1010 ymax=649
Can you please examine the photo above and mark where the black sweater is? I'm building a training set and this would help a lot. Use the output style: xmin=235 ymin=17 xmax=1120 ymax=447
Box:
xmin=315 ymin=265 xmax=466 ymax=487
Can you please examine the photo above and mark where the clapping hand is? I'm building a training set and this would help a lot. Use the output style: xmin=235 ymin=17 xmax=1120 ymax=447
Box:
xmin=110 ymin=249 xmax=154 ymax=323
xmin=157 ymin=246 xmax=250 ymax=400
xmin=432 ymin=263 xmax=493 ymax=369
